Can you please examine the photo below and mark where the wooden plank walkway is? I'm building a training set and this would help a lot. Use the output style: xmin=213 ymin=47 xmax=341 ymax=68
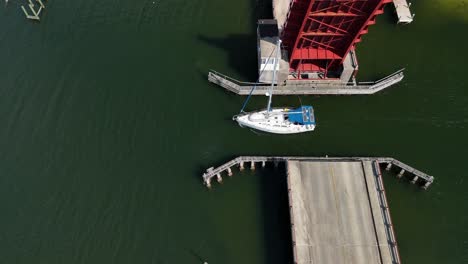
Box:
xmin=202 ymin=156 xmax=434 ymax=189
xmin=207 ymin=69 xmax=404 ymax=95
xmin=393 ymin=0 xmax=413 ymax=24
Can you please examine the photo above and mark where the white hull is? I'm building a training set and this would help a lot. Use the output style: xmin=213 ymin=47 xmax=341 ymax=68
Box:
xmin=233 ymin=108 xmax=315 ymax=134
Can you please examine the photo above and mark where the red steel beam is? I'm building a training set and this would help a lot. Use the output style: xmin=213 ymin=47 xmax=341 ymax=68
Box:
xmin=281 ymin=0 xmax=391 ymax=79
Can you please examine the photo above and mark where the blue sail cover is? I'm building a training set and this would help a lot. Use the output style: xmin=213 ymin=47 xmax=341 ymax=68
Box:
xmin=287 ymin=106 xmax=316 ymax=125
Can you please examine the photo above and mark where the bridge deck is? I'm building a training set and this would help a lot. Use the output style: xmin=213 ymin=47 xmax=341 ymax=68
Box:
xmin=200 ymin=156 xmax=428 ymax=264
xmin=287 ymin=160 xmax=398 ymax=264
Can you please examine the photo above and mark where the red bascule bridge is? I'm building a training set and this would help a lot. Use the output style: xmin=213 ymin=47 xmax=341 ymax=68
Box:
xmin=257 ymin=0 xmax=397 ymax=84
xmin=207 ymin=0 xmax=412 ymax=94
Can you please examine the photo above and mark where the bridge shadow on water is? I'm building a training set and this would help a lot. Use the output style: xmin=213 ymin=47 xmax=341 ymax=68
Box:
xmin=197 ymin=34 xmax=258 ymax=81
xmin=196 ymin=0 xmax=273 ymax=82
xmin=256 ymin=163 xmax=294 ymax=264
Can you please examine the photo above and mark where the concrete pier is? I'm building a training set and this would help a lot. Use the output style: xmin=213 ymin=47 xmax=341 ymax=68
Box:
xmin=207 ymin=69 xmax=405 ymax=95
xmin=386 ymin=163 xmax=393 ymax=171
xmin=200 ymin=156 xmax=433 ymax=264
xmin=393 ymin=0 xmax=414 ymax=24
xmin=202 ymin=156 xmax=434 ymax=190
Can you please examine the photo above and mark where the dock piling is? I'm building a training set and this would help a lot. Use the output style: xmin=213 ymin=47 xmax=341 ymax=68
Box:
xmin=386 ymin=163 xmax=393 ymax=171
xmin=423 ymin=181 xmax=431 ymax=190
xmin=202 ymin=156 xmax=433 ymax=190
xmin=239 ymin=161 xmax=244 ymax=171
xmin=397 ymin=169 xmax=405 ymax=178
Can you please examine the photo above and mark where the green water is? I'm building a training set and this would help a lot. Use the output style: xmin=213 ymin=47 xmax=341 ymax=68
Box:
xmin=0 ymin=0 xmax=467 ymax=263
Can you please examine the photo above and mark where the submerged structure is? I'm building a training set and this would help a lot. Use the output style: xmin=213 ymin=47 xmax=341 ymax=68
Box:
xmin=208 ymin=0 xmax=413 ymax=95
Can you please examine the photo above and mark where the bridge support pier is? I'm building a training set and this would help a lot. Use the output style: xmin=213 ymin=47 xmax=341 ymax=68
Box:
xmin=250 ymin=162 xmax=255 ymax=170
xmin=239 ymin=161 xmax=244 ymax=171
xmin=216 ymin=174 xmax=222 ymax=183
xmin=227 ymin=167 xmax=233 ymax=176
xmin=262 ymin=161 xmax=266 ymax=168
xmin=411 ymin=175 xmax=418 ymax=184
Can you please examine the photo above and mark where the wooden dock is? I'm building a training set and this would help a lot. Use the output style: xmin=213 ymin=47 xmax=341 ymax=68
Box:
xmin=393 ymin=0 xmax=414 ymax=24
xmin=202 ymin=156 xmax=434 ymax=189
xmin=207 ymin=69 xmax=404 ymax=95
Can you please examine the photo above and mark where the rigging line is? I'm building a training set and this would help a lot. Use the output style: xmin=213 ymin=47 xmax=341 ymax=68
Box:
xmin=297 ymin=95 xmax=303 ymax=107
xmin=267 ymin=39 xmax=281 ymax=113
xmin=239 ymin=43 xmax=278 ymax=113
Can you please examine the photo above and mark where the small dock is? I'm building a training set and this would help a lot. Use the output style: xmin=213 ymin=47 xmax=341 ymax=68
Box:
xmin=207 ymin=69 xmax=405 ymax=95
xmin=202 ymin=156 xmax=434 ymax=263
xmin=202 ymin=156 xmax=433 ymax=189
xmin=393 ymin=0 xmax=414 ymax=24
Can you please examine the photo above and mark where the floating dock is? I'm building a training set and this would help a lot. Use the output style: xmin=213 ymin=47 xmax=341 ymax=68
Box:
xmin=207 ymin=69 xmax=404 ymax=95
xmin=393 ymin=0 xmax=414 ymax=24
xmin=203 ymin=156 xmax=434 ymax=263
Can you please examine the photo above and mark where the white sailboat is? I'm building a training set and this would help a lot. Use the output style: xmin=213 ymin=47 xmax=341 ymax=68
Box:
xmin=233 ymin=40 xmax=316 ymax=134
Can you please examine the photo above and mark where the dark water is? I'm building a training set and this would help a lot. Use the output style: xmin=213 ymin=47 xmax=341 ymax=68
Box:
xmin=0 ymin=0 xmax=467 ymax=263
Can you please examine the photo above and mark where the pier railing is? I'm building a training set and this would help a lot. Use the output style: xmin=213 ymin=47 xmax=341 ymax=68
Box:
xmin=373 ymin=162 xmax=402 ymax=264
xmin=202 ymin=156 xmax=433 ymax=189
xmin=207 ymin=69 xmax=405 ymax=95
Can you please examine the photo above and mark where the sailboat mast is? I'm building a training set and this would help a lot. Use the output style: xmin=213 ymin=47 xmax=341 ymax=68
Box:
xmin=267 ymin=39 xmax=281 ymax=112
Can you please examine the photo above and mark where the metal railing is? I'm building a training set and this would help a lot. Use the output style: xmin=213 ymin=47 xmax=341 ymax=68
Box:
xmin=202 ymin=156 xmax=433 ymax=188
xmin=207 ymin=69 xmax=405 ymax=95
